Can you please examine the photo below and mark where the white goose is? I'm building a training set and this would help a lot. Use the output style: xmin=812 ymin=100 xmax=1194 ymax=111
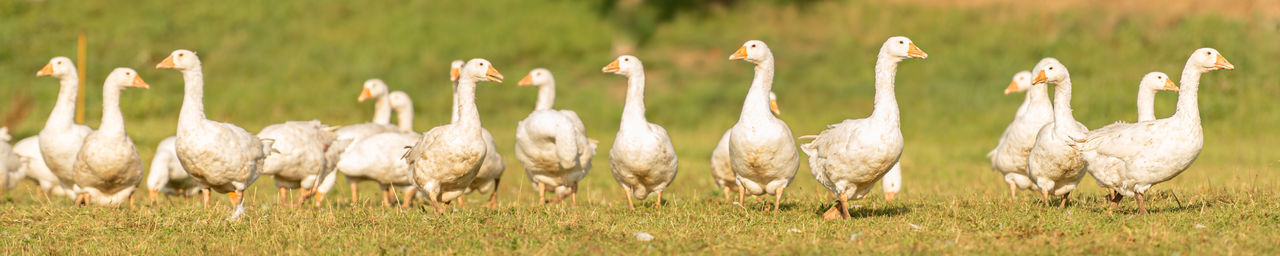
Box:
xmin=316 ymin=79 xmax=406 ymax=204
xmin=1 ymin=128 xmax=17 ymax=192
xmin=1025 ymin=58 xmax=1090 ymax=207
xmin=1088 ymin=72 xmax=1178 ymax=200
xmin=800 ymin=36 xmax=927 ymax=219
xmin=157 ymin=49 xmax=273 ymax=219
xmin=515 ymin=68 xmax=597 ymax=205
xmin=988 ymin=69 xmax=1052 ymax=199
xmin=146 ymin=136 xmax=206 ymax=202
xmin=1081 ymin=48 xmax=1233 ymax=213
xmin=453 ymin=61 xmax=506 ymax=208
xmin=405 ymin=58 xmax=502 ymax=213
xmin=258 ymin=120 xmax=348 ymax=205
xmin=725 ymin=40 xmax=800 ymax=211
xmin=710 ymin=92 xmax=779 ymax=201
xmin=35 ymin=57 xmax=92 ymax=201
xmin=72 ymin=68 xmax=149 ymax=206
xmin=334 ymin=91 xmax=419 ymax=207
xmin=602 ymin=55 xmax=678 ymax=210
xmin=12 ymin=136 xmax=75 ymax=200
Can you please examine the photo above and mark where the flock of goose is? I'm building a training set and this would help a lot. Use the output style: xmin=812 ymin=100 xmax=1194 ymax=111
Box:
xmin=0 ymin=36 xmax=1232 ymax=220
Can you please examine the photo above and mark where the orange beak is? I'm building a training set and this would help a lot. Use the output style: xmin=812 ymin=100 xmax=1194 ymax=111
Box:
xmin=131 ymin=75 xmax=150 ymax=89
xmin=729 ymin=46 xmax=748 ymax=60
xmin=149 ymin=189 xmax=159 ymax=202
xmin=485 ymin=66 xmax=504 ymax=83
xmin=358 ymin=87 xmax=373 ymax=102
xmin=518 ymin=74 xmax=534 ymax=86
xmin=769 ymin=97 xmax=781 ymax=115
xmin=1032 ymin=70 xmax=1048 ymax=84
xmin=1163 ymin=78 xmax=1180 ymax=92
xmin=907 ymin=43 xmax=928 ymax=59
xmin=37 ymin=63 xmax=54 ymax=76
xmin=1214 ymin=55 xmax=1234 ymax=70
xmin=1004 ymin=80 xmax=1019 ymax=95
xmin=602 ymin=60 xmax=620 ymax=73
xmin=450 ymin=67 xmax=460 ymax=82
xmin=156 ymin=55 xmax=176 ymax=69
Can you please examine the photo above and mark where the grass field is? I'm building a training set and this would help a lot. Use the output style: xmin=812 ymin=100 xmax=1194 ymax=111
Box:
xmin=2 ymin=0 xmax=1279 ymax=254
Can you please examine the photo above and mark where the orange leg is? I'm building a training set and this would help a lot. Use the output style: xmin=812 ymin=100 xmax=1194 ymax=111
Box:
xmin=623 ymin=186 xmax=635 ymax=210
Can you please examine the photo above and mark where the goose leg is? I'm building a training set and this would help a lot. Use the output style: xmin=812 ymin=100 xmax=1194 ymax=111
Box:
xmin=1137 ymin=193 xmax=1148 ymax=214
xmin=722 ymin=186 xmax=731 ymax=202
xmin=128 ymin=192 xmax=135 ymax=209
xmin=457 ymin=197 xmax=466 ymax=208
xmin=1008 ymin=183 xmax=1018 ymax=200
xmin=228 ymin=190 xmax=246 ymax=220
xmin=623 ymin=186 xmax=635 ymax=210
xmin=486 ymin=179 xmax=500 ymax=208
xmin=425 ymin=190 xmax=444 ymax=214
xmin=822 ymin=193 xmax=846 ymax=220
xmin=401 ymin=187 xmax=417 ymax=208
xmin=201 ymin=188 xmax=210 ymax=209
xmin=349 ymin=182 xmax=359 ymax=205
xmin=571 ymin=184 xmax=579 ymax=205
xmin=1059 ymin=192 xmax=1070 ymax=208
xmin=654 ymin=191 xmax=662 ymax=208
xmin=278 ymin=187 xmax=287 ymax=206
xmin=773 ymin=186 xmax=786 ymax=212
xmin=839 ymin=193 xmax=850 ymax=219
xmin=382 ymin=187 xmax=392 ymax=207
xmin=1107 ymin=192 xmax=1125 ymax=214
xmin=537 ymin=183 xmax=546 ymax=204
xmin=737 ymin=186 xmax=746 ymax=207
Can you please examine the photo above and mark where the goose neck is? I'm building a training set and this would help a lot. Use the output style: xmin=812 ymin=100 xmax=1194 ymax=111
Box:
xmin=1136 ymin=87 xmax=1157 ymax=122
xmin=1174 ymin=65 xmax=1202 ymax=122
xmin=1051 ymin=77 xmax=1077 ymax=127
xmin=870 ymin=54 xmax=901 ymax=122
xmin=395 ymin=102 xmax=414 ymax=131
xmin=45 ymin=73 xmax=80 ymax=129
xmin=621 ymin=73 xmax=649 ymax=128
xmin=99 ymin=86 xmax=126 ymax=134
xmin=373 ymin=94 xmax=391 ymax=125
xmin=179 ymin=69 xmax=207 ymax=126
xmin=534 ymin=80 xmax=557 ymax=111
xmin=454 ymin=78 xmax=482 ymax=129
xmin=740 ymin=58 xmax=776 ymax=119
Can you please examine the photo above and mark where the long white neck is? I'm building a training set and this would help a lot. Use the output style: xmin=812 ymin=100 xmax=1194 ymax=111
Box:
xmin=179 ymin=67 xmax=207 ymax=128
xmin=395 ymin=103 xmax=413 ymax=131
xmin=1173 ymin=64 xmax=1202 ymax=123
xmin=534 ymin=79 xmax=557 ymax=111
xmin=620 ymin=72 xmax=648 ymax=129
xmin=1136 ymin=86 xmax=1158 ymax=122
xmin=1014 ymin=91 xmax=1032 ymax=117
xmin=1026 ymin=83 xmax=1052 ymax=116
xmin=45 ymin=72 xmax=80 ymax=130
xmin=870 ymin=53 xmax=901 ymax=123
xmin=739 ymin=57 xmax=776 ymax=121
xmin=372 ymin=94 xmax=391 ymax=125
xmin=450 ymin=81 xmax=460 ymax=124
xmin=1050 ymin=77 xmax=1077 ymax=129
xmin=99 ymin=85 xmax=126 ymax=135
xmin=454 ymin=78 xmax=482 ymax=130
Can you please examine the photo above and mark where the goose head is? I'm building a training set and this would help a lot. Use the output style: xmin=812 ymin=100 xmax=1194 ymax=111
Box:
xmin=388 ymin=91 xmax=413 ymax=111
xmin=518 ymin=68 xmax=554 ymax=87
xmin=1140 ymin=72 xmax=1179 ymax=93
xmin=729 ymin=40 xmax=773 ymax=64
xmin=460 ymin=58 xmax=503 ymax=83
xmin=156 ymin=50 xmax=201 ymax=71
xmin=882 ymin=36 xmax=928 ymax=60
xmin=449 ymin=60 xmax=465 ymax=82
xmin=768 ymin=92 xmax=781 ymax=115
xmin=37 ymin=57 xmax=76 ymax=78
xmin=1188 ymin=48 xmax=1234 ymax=72
xmin=1031 ymin=59 xmax=1068 ymax=85
xmin=105 ymin=68 xmax=149 ymax=90
xmin=1004 ymin=71 xmax=1033 ymax=95
xmin=359 ymin=79 xmax=389 ymax=102
xmin=602 ymin=55 xmax=643 ymax=77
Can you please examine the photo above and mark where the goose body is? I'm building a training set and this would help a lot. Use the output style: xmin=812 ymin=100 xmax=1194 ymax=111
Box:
xmin=317 ymin=79 xmax=408 ymax=203
xmin=801 ymin=36 xmax=926 ymax=219
xmin=602 ymin=55 xmax=678 ymax=209
xmin=71 ymin=68 xmax=150 ymax=206
xmin=988 ymin=70 xmax=1052 ymax=198
xmin=406 ymin=58 xmax=503 ymax=212
xmin=515 ymin=68 xmax=596 ymax=204
xmin=258 ymin=120 xmax=347 ymax=205
xmin=36 ymin=57 xmax=93 ymax=197
xmin=335 ymin=90 xmax=418 ymax=206
xmin=1086 ymin=72 xmax=1178 ymax=193
xmin=146 ymin=136 xmax=204 ymax=200
xmin=724 ymin=40 xmax=799 ymax=211
xmin=158 ymin=49 xmax=272 ymax=219
xmin=1081 ymin=49 xmax=1233 ymax=213
xmin=11 ymin=137 xmax=74 ymax=199
xmin=1025 ymin=58 xmax=1090 ymax=206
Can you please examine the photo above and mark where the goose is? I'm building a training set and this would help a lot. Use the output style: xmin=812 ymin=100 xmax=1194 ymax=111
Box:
xmin=315 ymin=79 xmax=407 ymax=204
xmin=710 ymin=92 xmax=779 ymax=201
xmin=1080 ymin=48 xmax=1233 ymax=213
xmin=11 ymin=136 xmax=75 ymax=200
xmin=454 ymin=61 xmax=506 ymax=208
xmin=602 ymin=55 xmax=678 ymax=210
xmin=1025 ymin=58 xmax=1090 ymax=207
xmin=987 ymin=69 xmax=1052 ymax=199
xmin=258 ymin=120 xmax=348 ymax=206
xmin=1088 ymin=72 xmax=1178 ymax=200
xmin=515 ymin=68 xmax=597 ymax=205
xmin=334 ymin=91 xmax=420 ymax=207
xmin=405 ymin=58 xmax=502 ymax=213
xmin=157 ymin=49 xmax=273 ymax=219
xmin=35 ymin=57 xmax=92 ymax=200
xmin=146 ymin=136 xmax=205 ymax=202
xmin=72 ymin=68 xmax=149 ymax=206
xmin=881 ymin=163 xmax=902 ymax=202
xmin=724 ymin=40 xmax=800 ymax=211
xmin=1 ymin=128 xmax=17 ymax=193
xmin=800 ymin=36 xmax=926 ymax=219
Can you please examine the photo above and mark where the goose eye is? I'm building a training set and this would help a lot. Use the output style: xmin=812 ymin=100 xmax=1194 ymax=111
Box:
xmin=178 ymin=53 xmax=184 ymax=57
xmin=750 ymin=44 xmax=756 ymax=48
xmin=56 ymin=61 xmax=62 ymax=65
xmin=899 ymin=40 xmax=904 ymax=44
xmin=126 ymin=72 xmax=131 ymax=75
xmin=1205 ymin=52 xmax=1212 ymax=56
xmin=1048 ymin=67 xmax=1054 ymax=70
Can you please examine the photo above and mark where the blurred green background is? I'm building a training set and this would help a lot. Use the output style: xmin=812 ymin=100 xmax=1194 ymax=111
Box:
xmin=2 ymin=0 xmax=1277 ymax=201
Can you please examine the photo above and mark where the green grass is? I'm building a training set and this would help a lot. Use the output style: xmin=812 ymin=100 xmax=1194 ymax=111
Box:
xmin=2 ymin=0 xmax=1279 ymax=254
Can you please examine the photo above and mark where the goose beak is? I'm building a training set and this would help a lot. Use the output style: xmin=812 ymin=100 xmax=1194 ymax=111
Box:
xmin=1032 ymin=70 xmax=1048 ymax=85
xmin=885 ymin=192 xmax=897 ymax=202
xmin=1214 ymin=55 xmax=1234 ymax=70
xmin=907 ymin=43 xmax=928 ymax=59
xmin=602 ymin=60 xmax=620 ymax=73
xmin=358 ymin=87 xmax=373 ymax=102
xmin=1163 ymin=78 xmax=1180 ymax=92
xmin=450 ymin=67 xmax=460 ymax=82
xmin=1004 ymin=80 xmax=1019 ymax=95
xmin=769 ymin=97 xmax=781 ymax=115
xmin=148 ymin=189 xmax=158 ymax=202
xmin=156 ymin=55 xmax=176 ymax=69
xmin=518 ymin=74 xmax=534 ymax=86
xmin=485 ymin=66 xmax=504 ymax=83
xmin=131 ymin=75 xmax=150 ymax=89
xmin=729 ymin=46 xmax=748 ymax=60
xmin=37 ymin=63 xmax=54 ymax=76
